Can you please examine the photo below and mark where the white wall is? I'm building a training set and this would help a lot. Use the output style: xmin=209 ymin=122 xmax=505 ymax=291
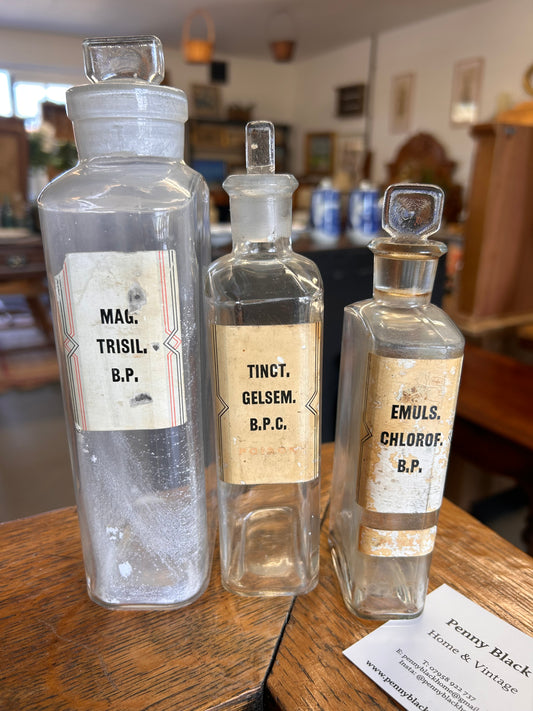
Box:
xmin=0 ymin=0 xmax=531 ymax=194
xmin=290 ymin=0 xmax=533 ymax=191
xmin=0 ymin=28 xmax=85 ymax=84
xmin=291 ymin=39 xmax=371 ymax=175
xmin=371 ymin=0 xmax=533 ymax=188
xmin=0 ymin=27 xmax=296 ymax=126
xmin=183 ymin=52 xmax=297 ymax=125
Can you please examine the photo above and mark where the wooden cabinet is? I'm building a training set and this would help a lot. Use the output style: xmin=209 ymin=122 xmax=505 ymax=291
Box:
xmin=459 ymin=121 xmax=533 ymax=320
xmin=41 ymin=101 xmax=74 ymax=142
xmin=0 ymin=117 xmax=28 ymax=204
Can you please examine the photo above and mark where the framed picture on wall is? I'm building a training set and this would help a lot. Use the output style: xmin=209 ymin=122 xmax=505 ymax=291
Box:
xmin=190 ymin=84 xmax=221 ymax=119
xmin=335 ymin=134 xmax=366 ymax=184
xmin=390 ymin=73 xmax=415 ymax=134
xmin=305 ymin=132 xmax=336 ymax=175
xmin=336 ymin=84 xmax=365 ymax=117
xmin=450 ymin=57 xmax=484 ymax=125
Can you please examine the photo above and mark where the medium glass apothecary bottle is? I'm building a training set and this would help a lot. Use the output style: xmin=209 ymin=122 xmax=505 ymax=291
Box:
xmin=206 ymin=121 xmax=323 ymax=596
xmin=329 ymin=184 xmax=464 ymax=620
xmin=38 ymin=36 xmax=215 ymax=609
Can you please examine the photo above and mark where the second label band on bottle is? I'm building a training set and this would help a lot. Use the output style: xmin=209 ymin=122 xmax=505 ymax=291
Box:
xmin=357 ymin=354 xmax=462 ymax=557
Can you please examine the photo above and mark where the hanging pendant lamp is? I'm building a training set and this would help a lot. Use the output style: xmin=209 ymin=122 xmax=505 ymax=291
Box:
xmin=269 ymin=11 xmax=297 ymax=62
xmin=182 ymin=9 xmax=216 ymax=64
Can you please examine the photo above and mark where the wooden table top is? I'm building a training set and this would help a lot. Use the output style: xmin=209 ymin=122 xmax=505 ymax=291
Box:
xmin=266 ymin=444 xmax=533 ymax=710
xmin=457 ymin=343 xmax=533 ymax=451
xmin=1 ymin=443 xmax=531 ymax=710
xmin=0 ymin=510 xmax=293 ymax=710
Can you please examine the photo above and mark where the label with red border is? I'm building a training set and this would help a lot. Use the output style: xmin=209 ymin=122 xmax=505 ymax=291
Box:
xmin=55 ymin=250 xmax=186 ymax=431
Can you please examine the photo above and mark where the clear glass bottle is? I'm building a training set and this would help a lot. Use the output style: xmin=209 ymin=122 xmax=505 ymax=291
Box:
xmin=38 ymin=36 xmax=215 ymax=609
xmin=206 ymin=121 xmax=323 ymax=596
xmin=329 ymin=184 xmax=464 ymax=619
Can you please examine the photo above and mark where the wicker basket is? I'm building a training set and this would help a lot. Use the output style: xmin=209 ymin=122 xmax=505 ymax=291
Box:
xmin=182 ymin=9 xmax=215 ymax=64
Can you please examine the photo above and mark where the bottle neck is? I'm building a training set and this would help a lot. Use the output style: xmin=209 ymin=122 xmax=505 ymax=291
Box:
xmin=372 ymin=254 xmax=438 ymax=307
xmin=229 ymin=193 xmax=294 ymax=255
xmin=233 ymin=236 xmax=292 ymax=256
xmin=73 ymin=118 xmax=185 ymax=160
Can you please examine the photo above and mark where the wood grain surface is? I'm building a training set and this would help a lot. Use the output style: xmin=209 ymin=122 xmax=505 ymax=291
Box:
xmin=454 ymin=342 xmax=533 ymax=553
xmin=1 ymin=443 xmax=531 ymax=710
xmin=457 ymin=343 xmax=533 ymax=450
xmin=0 ymin=507 xmax=292 ymax=710
xmin=266 ymin=443 xmax=533 ymax=710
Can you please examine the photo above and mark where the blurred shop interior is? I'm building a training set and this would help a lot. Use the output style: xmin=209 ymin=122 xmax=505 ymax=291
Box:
xmin=0 ymin=0 xmax=532 ymax=554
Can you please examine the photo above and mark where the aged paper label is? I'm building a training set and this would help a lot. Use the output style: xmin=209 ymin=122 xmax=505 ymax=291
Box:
xmin=359 ymin=525 xmax=437 ymax=557
xmin=55 ymin=250 xmax=186 ymax=431
xmin=211 ymin=323 xmax=321 ymax=484
xmin=358 ymin=354 xmax=462 ymax=514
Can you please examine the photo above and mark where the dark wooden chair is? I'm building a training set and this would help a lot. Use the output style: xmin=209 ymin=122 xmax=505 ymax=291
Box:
xmin=450 ymin=344 xmax=533 ymax=555
xmin=386 ymin=132 xmax=463 ymax=223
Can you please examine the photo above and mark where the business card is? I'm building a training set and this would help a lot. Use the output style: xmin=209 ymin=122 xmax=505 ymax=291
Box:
xmin=344 ymin=584 xmax=533 ymax=711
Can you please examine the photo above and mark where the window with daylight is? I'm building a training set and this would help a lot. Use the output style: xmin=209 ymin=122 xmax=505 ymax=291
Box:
xmin=0 ymin=72 xmax=71 ymax=128
xmin=13 ymin=81 xmax=70 ymax=130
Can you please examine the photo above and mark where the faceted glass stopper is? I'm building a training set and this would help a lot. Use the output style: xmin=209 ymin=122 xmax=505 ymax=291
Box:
xmin=383 ymin=183 xmax=444 ymax=239
xmin=246 ymin=121 xmax=275 ymax=174
xmin=82 ymin=35 xmax=164 ymax=84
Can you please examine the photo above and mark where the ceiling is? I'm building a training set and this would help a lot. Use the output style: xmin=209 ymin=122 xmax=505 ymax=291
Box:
xmin=0 ymin=0 xmax=488 ymax=61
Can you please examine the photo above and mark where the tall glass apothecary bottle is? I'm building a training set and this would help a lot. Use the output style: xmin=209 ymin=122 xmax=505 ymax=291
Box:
xmin=206 ymin=122 xmax=323 ymax=596
xmin=38 ymin=36 xmax=215 ymax=609
xmin=329 ymin=184 xmax=464 ymax=620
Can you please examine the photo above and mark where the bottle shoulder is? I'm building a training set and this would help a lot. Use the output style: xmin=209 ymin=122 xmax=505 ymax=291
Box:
xmin=206 ymin=249 xmax=323 ymax=303
xmin=39 ymin=159 xmax=204 ymax=211
xmin=346 ymin=299 xmax=464 ymax=356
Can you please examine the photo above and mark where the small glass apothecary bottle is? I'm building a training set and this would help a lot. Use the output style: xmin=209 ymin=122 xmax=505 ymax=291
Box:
xmin=38 ymin=36 xmax=215 ymax=609
xmin=205 ymin=121 xmax=323 ymax=596
xmin=329 ymin=183 xmax=464 ymax=620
